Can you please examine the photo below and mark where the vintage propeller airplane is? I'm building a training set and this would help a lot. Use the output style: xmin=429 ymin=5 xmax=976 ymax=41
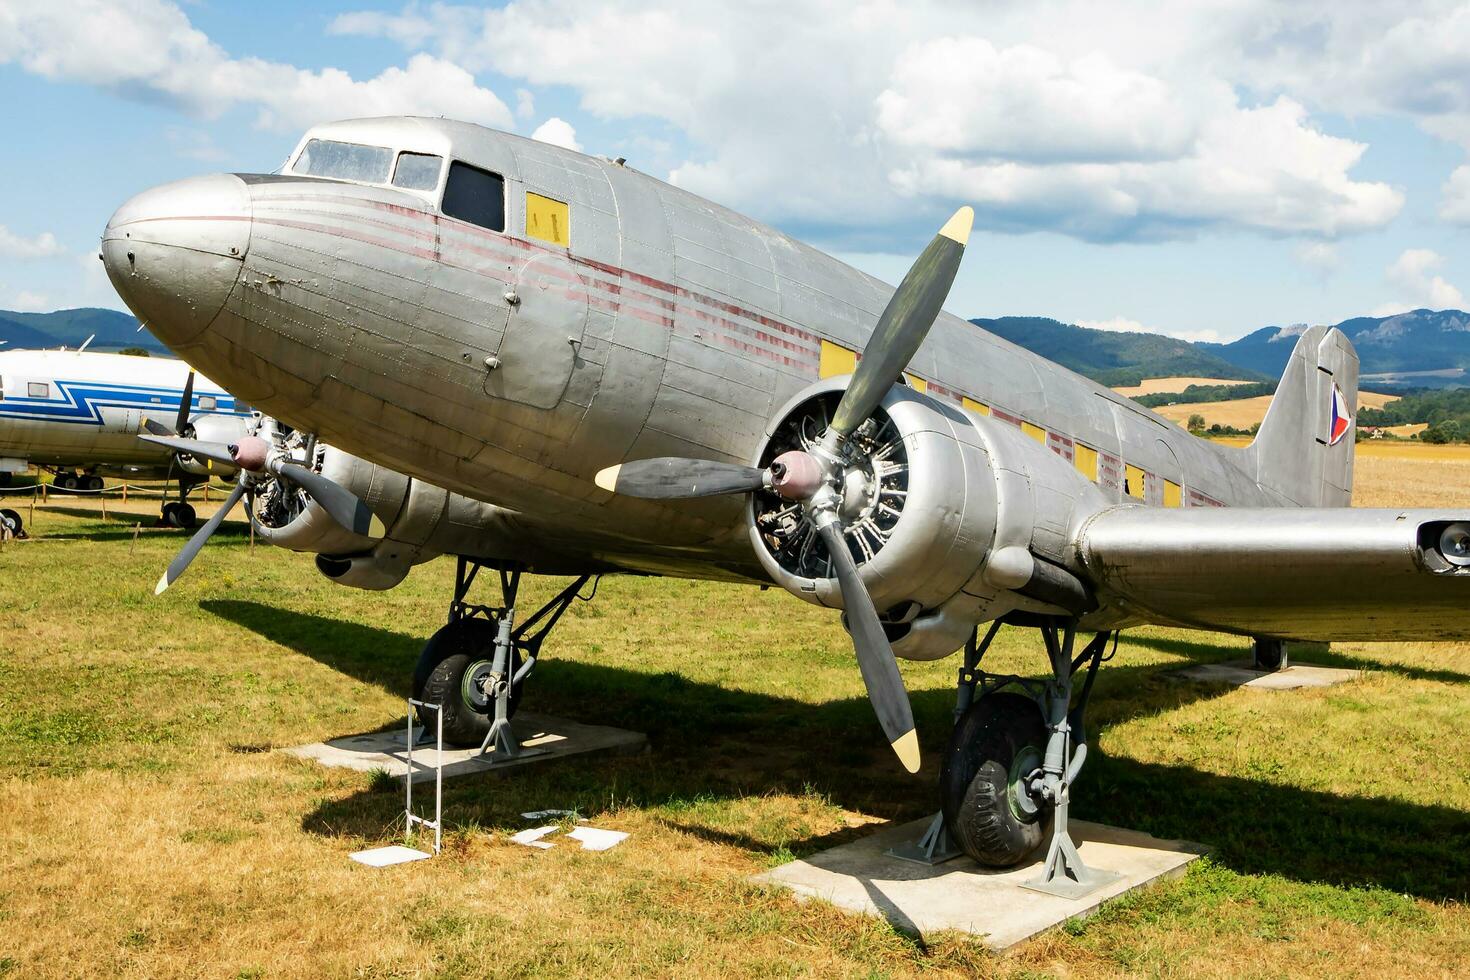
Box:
xmin=101 ymin=117 xmax=1470 ymax=891
xmin=0 ymin=347 xmax=252 ymax=533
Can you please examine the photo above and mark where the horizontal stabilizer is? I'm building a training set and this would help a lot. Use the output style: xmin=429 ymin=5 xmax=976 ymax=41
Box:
xmin=1077 ymin=506 xmax=1470 ymax=642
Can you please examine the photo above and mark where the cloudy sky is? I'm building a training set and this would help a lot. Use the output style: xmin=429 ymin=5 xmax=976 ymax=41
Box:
xmin=1 ymin=0 xmax=1468 ymax=342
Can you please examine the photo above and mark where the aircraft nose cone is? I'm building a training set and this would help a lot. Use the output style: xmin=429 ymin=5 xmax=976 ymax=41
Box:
xmin=101 ymin=173 xmax=250 ymax=347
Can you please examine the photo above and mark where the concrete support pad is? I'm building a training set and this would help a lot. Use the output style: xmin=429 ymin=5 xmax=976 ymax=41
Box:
xmin=753 ymin=817 xmax=1205 ymax=949
xmin=1171 ymin=659 xmax=1361 ymax=691
xmin=281 ymin=711 xmax=647 ymax=783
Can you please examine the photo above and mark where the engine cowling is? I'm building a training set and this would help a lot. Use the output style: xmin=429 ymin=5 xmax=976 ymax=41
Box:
xmin=174 ymin=413 xmax=249 ymax=476
xmin=251 ymin=442 xmax=523 ymax=590
xmin=748 ymin=379 xmax=1103 ymax=660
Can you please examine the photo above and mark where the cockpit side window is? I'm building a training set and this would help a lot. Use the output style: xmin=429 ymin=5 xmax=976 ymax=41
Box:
xmin=392 ymin=152 xmax=443 ymax=191
xmin=291 ymin=139 xmax=394 ymax=183
xmin=442 ymin=161 xmax=505 ymax=232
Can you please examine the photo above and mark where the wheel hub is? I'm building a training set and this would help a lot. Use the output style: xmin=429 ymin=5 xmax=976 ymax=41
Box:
xmin=1009 ymin=744 xmax=1044 ymax=821
xmin=461 ymin=660 xmax=500 ymax=713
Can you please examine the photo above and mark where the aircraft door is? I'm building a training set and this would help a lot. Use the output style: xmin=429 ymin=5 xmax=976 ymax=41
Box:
xmin=487 ymin=251 xmax=589 ymax=410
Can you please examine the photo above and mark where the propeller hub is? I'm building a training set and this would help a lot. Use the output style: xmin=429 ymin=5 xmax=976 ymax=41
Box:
xmin=230 ymin=435 xmax=269 ymax=473
xmin=770 ymin=449 xmax=824 ymax=501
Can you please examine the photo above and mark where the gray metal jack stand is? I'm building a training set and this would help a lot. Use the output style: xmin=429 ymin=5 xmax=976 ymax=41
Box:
xmin=886 ymin=810 xmax=963 ymax=865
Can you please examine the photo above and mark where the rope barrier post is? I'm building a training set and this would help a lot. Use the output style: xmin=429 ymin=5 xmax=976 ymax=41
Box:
xmin=131 ymin=522 xmax=141 ymax=556
xmin=122 ymin=483 xmax=128 ymax=505
xmin=100 ymin=485 xmax=108 ymax=522
xmin=29 ymin=486 xmax=36 ymax=528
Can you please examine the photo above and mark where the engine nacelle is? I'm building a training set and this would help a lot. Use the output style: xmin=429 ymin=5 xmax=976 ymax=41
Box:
xmin=748 ymin=379 xmax=1106 ymax=661
xmin=252 ymin=442 xmax=525 ymax=590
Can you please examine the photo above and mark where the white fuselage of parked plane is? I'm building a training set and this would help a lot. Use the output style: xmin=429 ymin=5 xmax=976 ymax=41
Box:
xmin=0 ymin=349 xmax=251 ymax=474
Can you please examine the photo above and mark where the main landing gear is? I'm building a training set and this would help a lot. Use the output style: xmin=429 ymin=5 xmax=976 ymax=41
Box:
xmin=412 ymin=558 xmax=596 ymax=756
xmin=899 ymin=616 xmax=1121 ymax=897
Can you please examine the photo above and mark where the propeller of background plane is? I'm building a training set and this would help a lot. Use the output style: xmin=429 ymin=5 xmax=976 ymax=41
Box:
xmin=595 ymin=206 xmax=973 ymax=773
xmin=140 ymin=431 xmax=385 ymax=594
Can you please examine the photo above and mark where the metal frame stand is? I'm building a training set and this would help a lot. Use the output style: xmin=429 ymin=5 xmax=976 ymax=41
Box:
xmin=446 ymin=560 xmax=597 ymax=764
xmin=1021 ymin=621 xmax=1120 ymax=898
xmin=405 ymin=698 xmax=444 ymax=856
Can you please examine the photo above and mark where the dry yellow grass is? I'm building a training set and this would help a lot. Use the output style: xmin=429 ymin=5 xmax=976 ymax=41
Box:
xmin=1111 ymin=377 xmax=1246 ymax=397
xmin=1153 ymin=390 xmax=1399 ymax=430
xmin=4 ymin=463 xmax=1470 ymax=977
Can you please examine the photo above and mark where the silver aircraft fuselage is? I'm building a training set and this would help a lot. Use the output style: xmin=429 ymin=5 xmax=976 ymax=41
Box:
xmin=100 ymin=117 xmax=1288 ymax=582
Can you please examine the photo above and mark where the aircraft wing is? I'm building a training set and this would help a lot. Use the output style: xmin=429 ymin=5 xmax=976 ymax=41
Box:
xmin=1075 ymin=507 xmax=1470 ymax=642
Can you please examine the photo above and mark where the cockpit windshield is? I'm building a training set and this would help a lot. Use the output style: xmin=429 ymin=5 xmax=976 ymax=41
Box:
xmin=290 ymin=139 xmax=445 ymax=194
xmin=291 ymin=139 xmax=394 ymax=183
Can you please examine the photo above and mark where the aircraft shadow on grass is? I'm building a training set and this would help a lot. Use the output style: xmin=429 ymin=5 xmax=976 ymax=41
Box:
xmin=205 ymin=599 xmax=1470 ymax=902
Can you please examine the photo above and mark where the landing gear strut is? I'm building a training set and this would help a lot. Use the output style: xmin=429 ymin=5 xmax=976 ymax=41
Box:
xmin=903 ymin=616 xmax=1121 ymax=896
xmin=412 ymin=558 xmax=596 ymax=756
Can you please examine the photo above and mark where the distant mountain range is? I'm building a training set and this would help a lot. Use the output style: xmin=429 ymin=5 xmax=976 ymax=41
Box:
xmin=972 ymin=316 xmax=1266 ymax=387
xmin=975 ymin=309 xmax=1470 ymax=389
xmin=0 ymin=307 xmax=167 ymax=353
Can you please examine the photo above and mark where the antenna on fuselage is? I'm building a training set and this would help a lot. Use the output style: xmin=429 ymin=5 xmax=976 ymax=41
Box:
xmin=77 ymin=334 xmax=95 ymax=353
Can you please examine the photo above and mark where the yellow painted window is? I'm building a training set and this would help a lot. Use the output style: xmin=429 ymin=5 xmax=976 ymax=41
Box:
xmin=1124 ymin=463 xmax=1146 ymax=499
xmin=1074 ymin=443 xmax=1098 ymax=481
xmin=525 ymin=192 xmax=570 ymax=246
xmin=962 ymin=396 xmax=991 ymax=416
xmin=819 ymin=340 xmax=857 ymax=378
xmin=1163 ymin=479 xmax=1182 ymax=508
xmin=904 ymin=373 xmax=928 ymax=393
xmin=1021 ymin=421 xmax=1047 ymax=444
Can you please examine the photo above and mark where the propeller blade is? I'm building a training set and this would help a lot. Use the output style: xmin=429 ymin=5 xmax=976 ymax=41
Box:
xmin=174 ymin=370 xmax=196 ymax=436
xmin=139 ymin=434 xmax=237 ymax=469
xmin=155 ymin=479 xmax=247 ymax=595
xmin=829 ymin=207 xmax=973 ymax=440
xmin=815 ymin=519 xmax=920 ymax=773
xmin=595 ymin=457 xmax=769 ymax=499
xmin=275 ymin=462 xmax=386 ymax=538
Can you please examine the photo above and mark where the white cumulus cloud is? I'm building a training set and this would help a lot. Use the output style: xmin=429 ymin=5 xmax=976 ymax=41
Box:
xmin=1441 ymin=165 xmax=1470 ymax=225
xmin=0 ymin=224 xmax=64 ymax=259
xmin=1372 ymin=248 xmax=1467 ymax=316
xmin=331 ymin=0 xmax=1404 ymax=244
xmin=0 ymin=0 xmax=513 ymax=132
xmin=1077 ymin=316 xmax=1220 ymax=343
xmin=530 ymin=117 xmax=581 ymax=152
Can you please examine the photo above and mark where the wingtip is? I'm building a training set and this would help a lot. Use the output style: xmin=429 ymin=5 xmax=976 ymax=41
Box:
xmin=939 ymin=206 xmax=974 ymax=246
xmin=892 ymin=729 xmax=921 ymax=773
xmin=594 ymin=464 xmax=620 ymax=493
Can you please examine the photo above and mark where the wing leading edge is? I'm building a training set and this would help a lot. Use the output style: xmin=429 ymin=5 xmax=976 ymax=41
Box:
xmin=1076 ymin=507 xmax=1470 ymax=642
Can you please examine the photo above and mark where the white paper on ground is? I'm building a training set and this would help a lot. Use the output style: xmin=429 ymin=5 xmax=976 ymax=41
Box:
xmin=510 ymin=825 xmax=560 ymax=849
xmin=567 ymin=826 xmax=628 ymax=851
xmin=350 ymin=845 xmax=432 ymax=867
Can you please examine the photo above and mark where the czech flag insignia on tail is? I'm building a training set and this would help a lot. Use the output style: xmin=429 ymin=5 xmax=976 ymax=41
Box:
xmin=1328 ymin=382 xmax=1352 ymax=446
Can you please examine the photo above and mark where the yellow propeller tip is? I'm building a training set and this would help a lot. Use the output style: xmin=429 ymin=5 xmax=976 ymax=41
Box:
xmin=939 ymin=206 xmax=974 ymax=246
xmin=594 ymin=464 xmax=621 ymax=492
xmin=369 ymin=514 xmax=387 ymax=538
xmin=154 ymin=572 xmax=170 ymax=596
xmin=892 ymin=729 xmax=921 ymax=773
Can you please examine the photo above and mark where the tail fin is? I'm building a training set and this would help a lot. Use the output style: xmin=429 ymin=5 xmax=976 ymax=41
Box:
xmin=1246 ymin=325 xmax=1358 ymax=507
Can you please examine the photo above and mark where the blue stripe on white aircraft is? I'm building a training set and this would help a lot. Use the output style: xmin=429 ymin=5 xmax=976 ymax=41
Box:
xmin=0 ymin=348 xmax=253 ymax=530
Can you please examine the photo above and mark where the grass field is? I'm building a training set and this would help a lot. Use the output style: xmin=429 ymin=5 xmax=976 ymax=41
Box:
xmin=3 ymin=450 xmax=1470 ymax=977
xmin=1109 ymin=377 xmax=1246 ymax=397
xmin=1149 ymin=391 xmax=1400 ymax=430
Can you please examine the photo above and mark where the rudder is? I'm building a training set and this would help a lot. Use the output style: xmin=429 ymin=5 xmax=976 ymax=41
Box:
xmin=1246 ymin=325 xmax=1358 ymax=507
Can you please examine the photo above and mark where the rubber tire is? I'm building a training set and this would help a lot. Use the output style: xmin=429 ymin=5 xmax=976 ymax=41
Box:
xmin=0 ymin=508 xmax=23 ymax=539
xmin=412 ymin=618 xmax=523 ymax=747
xmin=84 ymin=475 xmax=104 ymax=492
xmin=941 ymin=691 xmax=1053 ymax=868
xmin=1252 ymin=638 xmax=1288 ymax=671
xmin=159 ymin=502 xmax=178 ymax=528
xmin=55 ymin=473 xmax=78 ymax=492
xmin=174 ymin=502 xmax=197 ymax=529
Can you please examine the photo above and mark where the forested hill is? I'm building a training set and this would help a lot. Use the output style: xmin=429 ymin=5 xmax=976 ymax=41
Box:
xmin=0 ymin=308 xmax=166 ymax=352
xmin=968 ymin=316 xmax=1266 ymax=387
